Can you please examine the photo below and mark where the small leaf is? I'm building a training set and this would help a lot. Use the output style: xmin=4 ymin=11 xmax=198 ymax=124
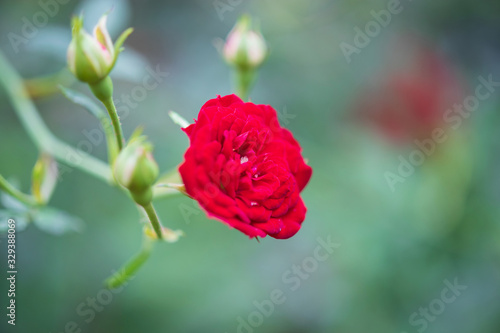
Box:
xmin=153 ymin=168 xmax=185 ymax=198
xmin=33 ymin=208 xmax=84 ymax=235
xmin=168 ymin=111 xmax=190 ymax=128
xmin=113 ymin=27 xmax=134 ymax=55
xmin=60 ymin=85 xmax=106 ymax=119
xmin=157 ymin=168 xmax=183 ymax=185
xmin=129 ymin=126 xmax=144 ymax=142
xmin=156 ymin=183 xmax=189 ymax=197
xmin=144 ymin=225 xmax=184 ymax=242
xmin=1 ymin=192 xmax=29 ymax=213
xmin=163 ymin=229 xmax=184 ymax=243
xmin=0 ymin=210 xmax=29 ymax=233
xmin=60 ymin=85 xmax=118 ymax=163
xmin=108 ymin=26 xmax=134 ymax=74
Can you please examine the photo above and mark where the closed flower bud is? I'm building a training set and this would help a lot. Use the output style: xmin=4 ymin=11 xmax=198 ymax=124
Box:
xmin=67 ymin=14 xmax=132 ymax=84
xmin=223 ymin=15 xmax=268 ymax=70
xmin=113 ymin=137 xmax=159 ymax=206
xmin=31 ymin=153 xmax=58 ymax=205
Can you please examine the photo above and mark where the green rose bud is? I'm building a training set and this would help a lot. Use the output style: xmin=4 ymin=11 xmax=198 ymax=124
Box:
xmin=113 ymin=137 xmax=159 ymax=206
xmin=31 ymin=153 xmax=58 ymax=205
xmin=223 ymin=14 xmax=268 ymax=70
xmin=67 ymin=14 xmax=133 ymax=85
xmin=67 ymin=15 xmax=113 ymax=84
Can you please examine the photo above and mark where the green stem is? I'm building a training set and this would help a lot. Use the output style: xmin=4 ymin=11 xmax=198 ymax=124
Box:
xmin=235 ymin=67 xmax=256 ymax=101
xmin=89 ymin=77 xmax=125 ymax=151
xmin=105 ymin=236 xmax=153 ymax=289
xmin=59 ymin=86 xmax=119 ymax=164
xmin=102 ymin=97 xmax=125 ymax=151
xmin=0 ymin=51 xmax=113 ymax=183
xmin=142 ymin=202 xmax=163 ymax=239
xmin=0 ymin=175 xmax=38 ymax=206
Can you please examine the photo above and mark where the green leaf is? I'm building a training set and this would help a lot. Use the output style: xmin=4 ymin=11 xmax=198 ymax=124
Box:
xmin=60 ymin=85 xmax=118 ymax=163
xmin=129 ymin=126 xmax=144 ymax=142
xmin=0 ymin=210 xmax=29 ymax=232
xmin=107 ymin=27 xmax=134 ymax=76
xmin=153 ymin=168 xmax=184 ymax=198
xmin=155 ymin=183 xmax=188 ymax=197
xmin=113 ymin=27 xmax=134 ymax=56
xmin=156 ymin=168 xmax=182 ymax=185
xmin=1 ymin=192 xmax=30 ymax=213
xmin=59 ymin=85 xmax=106 ymax=119
xmin=168 ymin=111 xmax=190 ymax=128
xmin=33 ymin=207 xmax=84 ymax=235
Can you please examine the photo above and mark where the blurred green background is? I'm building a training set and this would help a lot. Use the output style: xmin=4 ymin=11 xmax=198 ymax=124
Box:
xmin=1 ymin=0 xmax=500 ymax=332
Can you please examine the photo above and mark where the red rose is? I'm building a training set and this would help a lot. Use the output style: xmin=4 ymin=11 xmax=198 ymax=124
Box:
xmin=354 ymin=38 xmax=465 ymax=144
xmin=179 ymin=95 xmax=312 ymax=239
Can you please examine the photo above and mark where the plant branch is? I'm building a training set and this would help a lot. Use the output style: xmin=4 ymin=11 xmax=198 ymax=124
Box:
xmin=59 ymin=86 xmax=118 ymax=164
xmin=0 ymin=51 xmax=113 ymax=183
xmin=0 ymin=175 xmax=38 ymax=206
xmin=88 ymin=77 xmax=125 ymax=151
xmin=235 ymin=67 xmax=255 ymax=101
xmin=102 ymin=97 xmax=125 ymax=151
xmin=105 ymin=235 xmax=153 ymax=289
xmin=142 ymin=202 xmax=163 ymax=239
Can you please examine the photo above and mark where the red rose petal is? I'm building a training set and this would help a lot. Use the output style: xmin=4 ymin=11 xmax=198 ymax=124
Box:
xmin=254 ymin=218 xmax=283 ymax=235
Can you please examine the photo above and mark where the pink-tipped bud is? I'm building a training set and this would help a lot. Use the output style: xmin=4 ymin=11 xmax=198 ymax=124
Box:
xmin=223 ymin=15 xmax=268 ymax=70
xmin=67 ymin=14 xmax=132 ymax=84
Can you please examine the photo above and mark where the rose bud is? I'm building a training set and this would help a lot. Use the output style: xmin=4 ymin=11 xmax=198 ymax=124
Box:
xmin=179 ymin=95 xmax=312 ymax=239
xmin=67 ymin=14 xmax=132 ymax=85
xmin=113 ymin=137 xmax=159 ymax=206
xmin=223 ymin=14 xmax=268 ymax=70
xmin=31 ymin=153 xmax=58 ymax=205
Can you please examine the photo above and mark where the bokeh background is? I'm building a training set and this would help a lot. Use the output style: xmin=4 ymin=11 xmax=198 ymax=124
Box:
xmin=1 ymin=0 xmax=500 ymax=332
